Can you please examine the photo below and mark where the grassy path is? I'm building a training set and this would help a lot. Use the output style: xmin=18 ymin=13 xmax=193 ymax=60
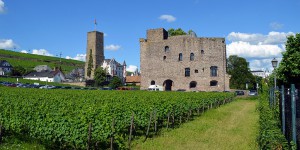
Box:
xmin=133 ymin=98 xmax=259 ymax=150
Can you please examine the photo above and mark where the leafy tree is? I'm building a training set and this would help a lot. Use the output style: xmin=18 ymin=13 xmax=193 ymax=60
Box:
xmin=277 ymin=33 xmax=300 ymax=87
xmin=168 ymin=28 xmax=187 ymax=36
xmin=11 ymin=65 xmax=26 ymax=76
xmin=227 ymin=55 xmax=255 ymax=89
xmin=94 ymin=66 xmax=106 ymax=87
xmin=109 ymin=76 xmax=123 ymax=89
xmin=87 ymin=49 xmax=93 ymax=78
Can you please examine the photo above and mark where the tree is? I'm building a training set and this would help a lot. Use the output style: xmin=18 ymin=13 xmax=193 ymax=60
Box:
xmin=87 ymin=49 xmax=93 ymax=78
xmin=109 ymin=76 xmax=123 ymax=89
xmin=277 ymin=33 xmax=300 ymax=87
xmin=94 ymin=66 xmax=106 ymax=87
xmin=11 ymin=65 xmax=26 ymax=76
xmin=227 ymin=55 xmax=255 ymax=89
xmin=168 ymin=28 xmax=187 ymax=36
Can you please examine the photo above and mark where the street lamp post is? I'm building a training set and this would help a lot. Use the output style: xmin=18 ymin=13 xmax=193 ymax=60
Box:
xmin=271 ymin=58 xmax=278 ymax=90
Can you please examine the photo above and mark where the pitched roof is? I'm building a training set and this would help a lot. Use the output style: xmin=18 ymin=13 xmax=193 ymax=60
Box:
xmin=25 ymin=70 xmax=62 ymax=78
xmin=125 ymin=76 xmax=141 ymax=83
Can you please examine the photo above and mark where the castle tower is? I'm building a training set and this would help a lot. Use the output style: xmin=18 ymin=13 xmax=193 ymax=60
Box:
xmin=85 ymin=31 xmax=104 ymax=79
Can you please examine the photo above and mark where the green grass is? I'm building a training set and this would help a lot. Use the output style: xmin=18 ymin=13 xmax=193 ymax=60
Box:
xmin=0 ymin=49 xmax=84 ymax=73
xmin=133 ymin=97 xmax=259 ymax=150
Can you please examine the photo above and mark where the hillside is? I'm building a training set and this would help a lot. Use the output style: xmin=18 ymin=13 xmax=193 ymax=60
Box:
xmin=0 ymin=49 xmax=85 ymax=73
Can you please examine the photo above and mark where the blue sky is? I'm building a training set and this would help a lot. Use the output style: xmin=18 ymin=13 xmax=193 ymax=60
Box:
xmin=0 ymin=0 xmax=299 ymax=72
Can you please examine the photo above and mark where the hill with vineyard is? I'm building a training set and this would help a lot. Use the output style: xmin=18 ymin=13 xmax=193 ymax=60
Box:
xmin=0 ymin=49 xmax=84 ymax=73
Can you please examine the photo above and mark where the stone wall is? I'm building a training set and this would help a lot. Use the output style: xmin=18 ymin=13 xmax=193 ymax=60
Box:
xmin=140 ymin=28 xmax=230 ymax=91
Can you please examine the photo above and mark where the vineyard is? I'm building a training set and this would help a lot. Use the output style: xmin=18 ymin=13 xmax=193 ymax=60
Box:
xmin=0 ymin=87 xmax=234 ymax=149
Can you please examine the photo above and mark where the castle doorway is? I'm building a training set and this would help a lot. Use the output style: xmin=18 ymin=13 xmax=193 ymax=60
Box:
xmin=163 ymin=79 xmax=173 ymax=91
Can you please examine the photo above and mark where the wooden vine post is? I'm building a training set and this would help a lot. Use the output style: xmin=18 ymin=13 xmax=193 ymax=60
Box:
xmin=87 ymin=122 xmax=92 ymax=150
xmin=145 ymin=111 xmax=153 ymax=141
xmin=166 ymin=112 xmax=170 ymax=129
xmin=128 ymin=112 xmax=135 ymax=149
xmin=111 ymin=118 xmax=115 ymax=150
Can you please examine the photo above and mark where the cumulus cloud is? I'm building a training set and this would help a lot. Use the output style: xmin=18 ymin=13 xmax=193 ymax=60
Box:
xmin=0 ymin=39 xmax=16 ymax=49
xmin=20 ymin=50 xmax=28 ymax=53
xmin=159 ymin=15 xmax=176 ymax=22
xmin=104 ymin=44 xmax=121 ymax=51
xmin=126 ymin=65 xmax=138 ymax=72
xmin=0 ymin=0 xmax=5 ymax=13
xmin=32 ymin=49 xmax=53 ymax=56
xmin=66 ymin=54 xmax=86 ymax=61
xmin=226 ymin=31 xmax=294 ymax=71
xmin=270 ymin=22 xmax=284 ymax=30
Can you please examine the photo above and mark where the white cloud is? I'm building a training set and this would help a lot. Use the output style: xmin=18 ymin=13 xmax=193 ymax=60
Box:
xmin=20 ymin=50 xmax=28 ymax=53
xmin=104 ymin=44 xmax=121 ymax=51
xmin=227 ymin=41 xmax=284 ymax=59
xmin=32 ymin=49 xmax=53 ymax=56
xmin=227 ymin=31 xmax=294 ymax=45
xmin=159 ymin=15 xmax=176 ymax=22
xmin=270 ymin=22 xmax=284 ymax=30
xmin=226 ymin=31 xmax=294 ymax=71
xmin=0 ymin=0 xmax=5 ymax=13
xmin=126 ymin=65 xmax=138 ymax=72
xmin=0 ymin=39 xmax=16 ymax=49
xmin=66 ymin=54 xmax=86 ymax=61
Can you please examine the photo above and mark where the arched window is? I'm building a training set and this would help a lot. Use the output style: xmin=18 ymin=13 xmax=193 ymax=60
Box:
xmin=163 ymin=56 xmax=166 ymax=60
xmin=165 ymin=46 xmax=170 ymax=52
xmin=179 ymin=53 xmax=183 ymax=61
xmin=190 ymin=81 xmax=197 ymax=88
xmin=210 ymin=80 xmax=218 ymax=86
xmin=190 ymin=53 xmax=194 ymax=61
xmin=150 ymin=80 xmax=155 ymax=85
xmin=210 ymin=66 xmax=218 ymax=77
xmin=185 ymin=68 xmax=190 ymax=77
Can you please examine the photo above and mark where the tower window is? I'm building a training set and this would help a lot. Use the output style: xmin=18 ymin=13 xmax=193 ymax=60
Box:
xmin=185 ymin=68 xmax=190 ymax=77
xmin=190 ymin=81 xmax=197 ymax=88
xmin=195 ymin=69 xmax=198 ymax=73
xmin=210 ymin=66 xmax=218 ymax=77
xmin=179 ymin=53 xmax=183 ymax=61
xmin=165 ymin=46 xmax=170 ymax=52
xmin=190 ymin=53 xmax=194 ymax=61
xmin=201 ymin=50 xmax=204 ymax=54
xmin=151 ymin=80 xmax=155 ymax=85
xmin=210 ymin=80 xmax=218 ymax=86
xmin=163 ymin=56 xmax=166 ymax=60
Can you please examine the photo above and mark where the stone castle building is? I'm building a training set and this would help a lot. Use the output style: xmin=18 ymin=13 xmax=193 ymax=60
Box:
xmin=85 ymin=31 xmax=126 ymax=82
xmin=140 ymin=28 xmax=230 ymax=91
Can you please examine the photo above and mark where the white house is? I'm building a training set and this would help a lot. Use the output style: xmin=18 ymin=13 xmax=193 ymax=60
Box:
xmin=251 ymin=70 xmax=270 ymax=78
xmin=34 ymin=65 xmax=52 ymax=72
xmin=101 ymin=58 xmax=126 ymax=83
xmin=0 ymin=60 xmax=13 ymax=75
xmin=24 ymin=69 xmax=66 ymax=82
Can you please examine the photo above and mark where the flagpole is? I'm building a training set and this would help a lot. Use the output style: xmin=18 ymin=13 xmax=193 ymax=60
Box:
xmin=94 ymin=19 xmax=97 ymax=31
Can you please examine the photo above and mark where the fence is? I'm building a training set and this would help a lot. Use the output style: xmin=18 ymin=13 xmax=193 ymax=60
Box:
xmin=270 ymin=84 xmax=299 ymax=149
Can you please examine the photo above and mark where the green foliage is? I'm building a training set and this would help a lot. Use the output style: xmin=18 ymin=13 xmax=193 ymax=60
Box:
xmin=168 ymin=28 xmax=187 ymax=36
xmin=257 ymin=82 xmax=289 ymax=149
xmin=227 ymin=55 xmax=255 ymax=89
xmin=109 ymin=76 xmax=123 ymax=89
xmin=277 ymin=33 xmax=300 ymax=87
xmin=0 ymin=49 xmax=84 ymax=74
xmin=11 ymin=65 xmax=26 ymax=76
xmin=0 ymin=87 xmax=234 ymax=149
xmin=94 ymin=66 xmax=106 ymax=86
xmin=87 ymin=49 xmax=93 ymax=78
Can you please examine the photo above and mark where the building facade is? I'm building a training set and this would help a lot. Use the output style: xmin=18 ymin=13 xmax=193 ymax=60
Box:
xmin=102 ymin=59 xmax=126 ymax=83
xmin=0 ymin=60 xmax=13 ymax=76
xmin=251 ymin=70 xmax=270 ymax=78
xmin=140 ymin=28 xmax=230 ymax=91
xmin=84 ymin=31 xmax=104 ymax=79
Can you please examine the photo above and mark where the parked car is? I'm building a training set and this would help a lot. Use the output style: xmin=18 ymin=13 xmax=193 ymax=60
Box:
xmin=248 ymin=90 xmax=258 ymax=96
xmin=235 ymin=90 xmax=245 ymax=95
xmin=39 ymin=85 xmax=56 ymax=89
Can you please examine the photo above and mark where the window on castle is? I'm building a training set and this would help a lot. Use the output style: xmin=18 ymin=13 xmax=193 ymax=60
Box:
xmin=163 ymin=56 xmax=166 ymax=60
xmin=190 ymin=53 xmax=194 ymax=61
xmin=165 ymin=46 xmax=170 ymax=52
xmin=190 ymin=81 xmax=197 ymax=88
xmin=195 ymin=69 xmax=198 ymax=73
xmin=210 ymin=80 xmax=218 ymax=86
xmin=151 ymin=80 xmax=155 ymax=85
xmin=210 ymin=66 xmax=218 ymax=77
xmin=179 ymin=53 xmax=183 ymax=61
xmin=201 ymin=50 xmax=204 ymax=54
xmin=185 ymin=68 xmax=190 ymax=77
